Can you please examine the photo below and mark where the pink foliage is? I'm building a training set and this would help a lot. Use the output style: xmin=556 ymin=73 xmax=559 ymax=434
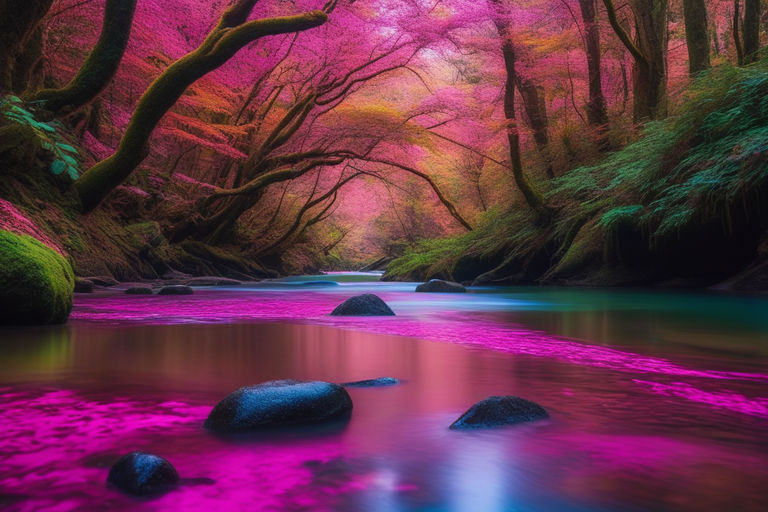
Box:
xmin=0 ymin=199 xmax=65 ymax=255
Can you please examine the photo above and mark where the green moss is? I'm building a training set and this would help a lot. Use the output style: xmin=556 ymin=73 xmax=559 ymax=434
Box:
xmin=0 ymin=229 xmax=75 ymax=325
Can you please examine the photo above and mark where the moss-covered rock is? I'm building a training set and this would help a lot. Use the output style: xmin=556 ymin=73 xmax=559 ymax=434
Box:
xmin=0 ymin=229 xmax=74 ymax=325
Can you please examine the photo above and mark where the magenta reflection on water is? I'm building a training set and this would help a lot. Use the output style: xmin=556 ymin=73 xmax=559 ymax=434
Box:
xmin=0 ymin=287 xmax=766 ymax=511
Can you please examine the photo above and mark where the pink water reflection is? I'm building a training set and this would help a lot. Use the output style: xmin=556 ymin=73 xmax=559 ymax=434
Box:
xmin=0 ymin=289 xmax=764 ymax=511
xmin=70 ymin=289 xmax=768 ymax=421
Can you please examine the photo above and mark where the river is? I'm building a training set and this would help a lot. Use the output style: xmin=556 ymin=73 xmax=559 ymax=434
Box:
xmin=1 ymin=273 xmax=766 ymax=511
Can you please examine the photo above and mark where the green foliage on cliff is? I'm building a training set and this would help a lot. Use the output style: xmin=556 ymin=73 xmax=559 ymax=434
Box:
xmin=387 ymin=56 xmax=768 ymax=283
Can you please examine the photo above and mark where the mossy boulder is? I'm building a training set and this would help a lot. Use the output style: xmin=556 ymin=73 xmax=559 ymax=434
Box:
xmin=0 ymin=230 xmax=74 ymax=325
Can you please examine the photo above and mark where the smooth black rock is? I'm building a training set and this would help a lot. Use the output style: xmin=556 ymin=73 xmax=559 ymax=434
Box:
xmin=125 ymin=286 xmax=153 ymax=295
xmin=107 ymin=452 xmax=179 ymax=496
xmin=415 ymin=279 xmax=467 ymax=293
xmin=342 ymin=377 xmax=401 ymax=388
xmin=204 ymin=380 xmax=353 ymax=433
xmin=158 ymin=285 xmax=193 ymax=295
xmin=330 ymin=294 xmax=395 ymax=316
xmin=449 ymin=396 xmax=549 ymax=430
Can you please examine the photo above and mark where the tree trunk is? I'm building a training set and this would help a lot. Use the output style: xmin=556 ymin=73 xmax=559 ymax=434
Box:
xmin=743 ymin=0 xmax=761 ymax=64
xmin=630 ymin=0 xmax=668 ymax=121
xmin=515 ymin=75 xmax=554 ymax=178
xmin=603 ymin=0 xmax=668 ymax=121
xmin=0 ymin=0 xmax=54 ymax=93
xmin=577 ymin=0 xmax=609 ymax=136
xmin=490 ymin=0 xmax=549 ymax=218
xmin=31 ymin=0 xmax=137 ymax=114
xmin=74 ymin=4 xmax=328 ymax=212
xmin=683 ymin=0 xmax=710 ymax=75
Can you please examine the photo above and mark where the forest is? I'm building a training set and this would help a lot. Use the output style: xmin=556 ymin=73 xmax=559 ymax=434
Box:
xmin=2 ymin=0 xmax=768 ymax=303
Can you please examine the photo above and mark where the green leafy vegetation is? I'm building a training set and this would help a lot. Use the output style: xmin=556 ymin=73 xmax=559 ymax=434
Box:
xmin=388 ymin=57 xmax=768 ymax=284
xmin=0 ymin=96 xmax=81 ymax=180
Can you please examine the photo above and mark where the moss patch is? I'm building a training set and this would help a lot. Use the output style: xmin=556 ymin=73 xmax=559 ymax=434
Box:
xmin=0 ymin=229 xmax=75 ymax=325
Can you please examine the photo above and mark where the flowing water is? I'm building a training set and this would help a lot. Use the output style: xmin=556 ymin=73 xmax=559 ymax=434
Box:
xmin=1 ymin=274 xmax=766 ymax=511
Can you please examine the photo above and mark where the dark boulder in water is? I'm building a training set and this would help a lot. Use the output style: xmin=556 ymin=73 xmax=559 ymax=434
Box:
xmin=330 ymin=294 xmax=395 ymax=316
xmin=204 ymin=380 xmax=353 ymax=433
xmin=184 ymin=276 xmax=242 ymax=287
xmin=107 ymin=452 xmax=179 ymax=496
xmin=342 ymin=377 xmax=401 ymax=388
xmin=158 ymin=285 xmax=193 ymax=295
xmin=74 ymin=278 xmax=94 ymax=293
xmin=449 ymin=396 xmax=548 ymax=430
xmin=125 ymin=286 xmax=153 ymax=295
xmin=415 ymin=279 xmax=467 ymax=293
xmin=86 ymin=275 xmax=119 ymax=287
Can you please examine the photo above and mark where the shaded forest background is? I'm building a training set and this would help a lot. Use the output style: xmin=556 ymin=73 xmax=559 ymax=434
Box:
xmin=1 ymin=0 xmax=767 ymax=290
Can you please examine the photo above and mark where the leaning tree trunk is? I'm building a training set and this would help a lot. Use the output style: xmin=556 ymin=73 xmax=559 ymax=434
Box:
xmin=578 ymin=0 xmax=609 ymax=130
xmin=31 ymin=0 xmax=137 ymax=114
xmin=743 ymin=0 xmax=761 ymax=64
xmin=74 ymin=2 xmax=328 ymax=212
xmin=683 ymin=0 xmax=710 ymax=75
xmin=0 ymin=0 xmax=54 ymax=93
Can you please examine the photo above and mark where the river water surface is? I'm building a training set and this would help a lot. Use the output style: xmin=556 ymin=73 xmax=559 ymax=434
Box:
xmin=1 ymin=274 xmax=766 ymax=511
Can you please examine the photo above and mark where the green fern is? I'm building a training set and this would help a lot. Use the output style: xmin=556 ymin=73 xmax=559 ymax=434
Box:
xmin=0 ymin=95 xmax=82 ymax=180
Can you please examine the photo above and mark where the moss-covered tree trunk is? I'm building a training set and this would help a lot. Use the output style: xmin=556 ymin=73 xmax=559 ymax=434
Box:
xmin=31 ymin=0 xmax=137 ymax=114
xmin=683 ymin=0 xmax=710 ymax=75
xmin=74 ymin=1 xmax=328 ymax=212
xmin=742 ymin=0 xmax=761 ymax=64
xmin=0 ymin=0 xmax=53 ymax=93
xmin=578 ymin=0 xmax=608 ymax=130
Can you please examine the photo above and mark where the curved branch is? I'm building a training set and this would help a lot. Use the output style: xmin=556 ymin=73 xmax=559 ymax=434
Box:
xmin=74 ymin=7 xmax=328 ymax=212
xmin=601 ymin=0 xmax=648 ymax=66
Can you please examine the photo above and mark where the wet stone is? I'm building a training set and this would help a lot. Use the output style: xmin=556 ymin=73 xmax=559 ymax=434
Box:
xmin=107 ymin=452 xmax=179 ymax=496
xmin=450 ymin=396 xmax=549 ymax=430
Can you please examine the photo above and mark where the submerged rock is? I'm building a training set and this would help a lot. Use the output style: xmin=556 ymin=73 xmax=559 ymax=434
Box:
xmin=415 ymin=279 xmax=467 ymax=293
xmin=330 ymin=294 xmax=395 ymax=316
xmin=204 ymin=380 xmax=353 ymax=433
xmin=342 ymin=377 xmax=401 ymax=388
xmin=158 ymin=285 xmax=194 ymax=295
xmin=0 ymin=230 xmax=74 ymax=325
xmin=449 ymin=396 xmax=549 ymax=430
xmin=125 ymin=286 xmax=153 ymax=295
xmin=107 ymin=452 xmax=179 ymax=496
xmin=184 ymin=276 xmax=242 ymax=287
xmin=86 ymin=275 xmax=119 ymax=287
xmin=74 ymin=278 xmax=94 ymax=293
